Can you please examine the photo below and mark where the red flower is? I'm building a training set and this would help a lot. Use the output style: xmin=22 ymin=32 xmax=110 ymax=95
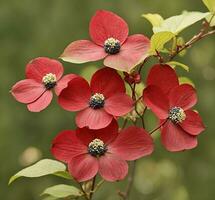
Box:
xmin=143 ymin=64 xmax=205 ymax=152
xmin=60 ymin=10 xmax=150 ymax=72
xmin=51 ymin=120 xmax=154 ymax=182
xmin=58 ymin=67 xmax=134 ymax=129
xmin=11 ymin=57 xmax=77 ymax=112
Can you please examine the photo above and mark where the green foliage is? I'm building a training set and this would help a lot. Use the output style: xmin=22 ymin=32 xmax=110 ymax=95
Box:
xmin=9 ymin=159 xmax=67 ymax=184
xmin=153 ymin=11 xmax=210 ymax=34
xmin=142 ymin=13 xmax=164 ymax=27
xmin=203 ymin=0 xmax=215 ymax=13
xmin=150 ymin=31 xmax=175 ymax=54
xmin=206 ymin=14 xmax=215 ymax=26
xmin=179 ymin=77 xmax=195 ymax=87
xmin=54 ymin=171 xmax=73 ymax=180
xmin=42 ymin=184 xmax=82 ymax=199
xmin=167 ymin=61 xmax=189 ymax=72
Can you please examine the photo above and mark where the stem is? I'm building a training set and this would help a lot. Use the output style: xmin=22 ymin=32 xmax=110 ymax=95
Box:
xmin=169 ymin=23 xmax=215 ymax=61
xmin=118 ymin=161 xmax=136 ymax=200
xmin=78 ymin=182 xmax=89 ymax=200
xmin=89 ymin=176 xmax=96 ymax=199
xmin=149 ymin=119 xmax=168 ymax=135
xmin=155 ymin=50 xmax=164 ymax=63
xmin=121 ymin=118 xmax=128 ymax=130
xmin=92 ymin=179 xmax=105 ymax=193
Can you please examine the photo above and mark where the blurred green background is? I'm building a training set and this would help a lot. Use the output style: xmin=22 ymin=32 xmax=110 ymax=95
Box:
xmin=1 ymin=0 xmax=214 ymax=199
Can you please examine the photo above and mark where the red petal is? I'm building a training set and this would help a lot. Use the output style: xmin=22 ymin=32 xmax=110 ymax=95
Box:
xmin=169 ymin=84 xmax=197 ymax=110
xmin=27 ymin=90 xmax=53 ymax=112
xmin=76 ymin=108 xmax=113 ymax=130
xmin=90 ymin=67 xmax=125 ymax=98
xmin=89 ymin=10 xmax=128 ymax=46
xmin=98 ymin=153 xmax=128 ymax=182
xmin=58 ymin=77 xmax=91 ymax=111
xmin=161 ymin=121 xmax=198 ymax=152
xmin=108 ymin=127 xmax=153 ymax=160
xmin=180 ymin=110 xmax=205 ymax=136
xmin=76 ymin=119 xmax=119 ymax=146
xmin=11 ymin=79 xmax=45 ymax=103
xmin=69 ymin=154 xmax=98 ymax=182
xmin=60 ymin=40 xmax=107 ymax=63
xmin=104 ymin=93 xmax=133 ymax=116
xmin=26 ymin=57 xmax=63 ymax=82
xmin=51 ymin=130 xmax=87 ymax=163
xmin=55 ymin=74 xmax=78 ymax=96
xmin=104 ymin=34 xmax=150 ymax=72
xmin=143 ymin=85 xmax=169 ymax=119
xmin=147 ymin=64 xmax=179 ymax=96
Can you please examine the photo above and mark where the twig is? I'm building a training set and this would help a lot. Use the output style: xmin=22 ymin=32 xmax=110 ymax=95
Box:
xmin=121 ymin=118 xmax=128 ymax=130
xmin=78 ymin=182 xmax=89 ymax=200
xmin=149 ymin=119 xmax=168 ymax=135
xmin=89 ymin=176 xmax=96 ymax=199
xmin=118 ymin=161 xmax=136 ymax=200
xmin=169 ymin=22 xmax=215 ymax=61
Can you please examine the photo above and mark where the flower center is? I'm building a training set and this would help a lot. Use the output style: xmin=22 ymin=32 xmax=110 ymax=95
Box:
xmin=88 ymin=138 xmax=107 ymax=157
xmin=89 ymin=93 xmax=105 ymax=109
xmin=169 ymin=107 xmax=186 ymax=123
xmin=42 ymin=73 xmax=57 ymax=89
xmin=104 ymin=37 xmax=121 ymax=54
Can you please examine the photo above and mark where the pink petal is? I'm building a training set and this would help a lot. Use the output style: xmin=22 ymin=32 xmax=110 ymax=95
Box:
xmin=169 ymin=84 xmax=197 ymax=110
xmin=26 ymin=57 xmax=64 ymax=82
xmin=51 ymin=130 xmax=87 ymax=163
xmin=180 ymin=110 xmax=205 ymax=136
xmin=90 ymin=67 xmax=125 ymax=98
xmin=89 ymin=10 xmax=128 ymax=46
xmin=143 ymin=85 xmax=169 ymax=119
xmin=147 ymin=64 xmax=179 ymax=96
xmin=161 ymin=121 xmax=198 ymax=152
xmin=55 ymin=74 xmax=78 ymax=96
xmin=60 ymin=40 xmax=107 ymax=64
xmin=104 ymin=93 xmax=133 ymax=116
xmin=104 ymin=34 xmax=150 ymax=72
xmin=98 ymin=153 xmax=128 ymax=182
xmin=76 ymin=107 xmax=113 ymax=130
xmin=11 ymin=79 xmax=45 ymax=104
xmin=58 ymin=77 xmax=91 ymax=111
xmin=69 ymin=154 xmax=98 ymax=182
xmin=27 ymin=90 xmax=53 ymax=112
xmin=108 ymin=127 xmax=153 ymax=160
xmin=76 ymin=119 xmax=119 ymax=146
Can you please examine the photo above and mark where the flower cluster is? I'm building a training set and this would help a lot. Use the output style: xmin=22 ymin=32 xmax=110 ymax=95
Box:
xmin=11 ymin=10 xmax=205 ymax=184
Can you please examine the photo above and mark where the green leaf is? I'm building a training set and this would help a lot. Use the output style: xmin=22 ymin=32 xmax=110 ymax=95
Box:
xmin=42 ymin=184 xmax=82 ymax=198
xmin=153 ymin=11 xmax=210 ymax=34
xmin=167 ymin=61 xmax=189 ymax=72
xmin=203 ymin=0 xmax=215 ymax=13
xmin=142 ymin=13 xmax=164 ymax=27
xmin=54 ymin=171 xmax=72 ymax=180
xmin=179 ymin=76 xmax=195 ymax=87
xmin=206 ymin=13 xmax=215 ymax=26
xmin=150 ymin=31 xmax=175 ymax=54
xmin=9 ymin=159 xmax=66 ymax=184
xmin=80 ymin=65 xmax=98 ymax=81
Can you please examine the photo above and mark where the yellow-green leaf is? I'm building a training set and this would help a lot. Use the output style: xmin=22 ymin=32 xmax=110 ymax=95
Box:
xmin=54 ymin=171 xmax=72 ymax=180
xmin=206 ymin=13 xmax=215 ymax=26
xmin=9 ymin=159 xmax=66 ymax=184
xmin=179 ymin=77 xmax=195 ymax=87
xmin=142 ymin=13 xmax=164 ymax=27
xmin=150 ymin=31 xmax=175 ymax=54
xmin=203 ymin=0 xmax=215 ymax=13
xmin=167 ymin=61 xmax=189 ymax=72
xmin=42 ymin=184 xmax=82 ymax=198
xmin=153 ymin=11 xmax=210 ymax=34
